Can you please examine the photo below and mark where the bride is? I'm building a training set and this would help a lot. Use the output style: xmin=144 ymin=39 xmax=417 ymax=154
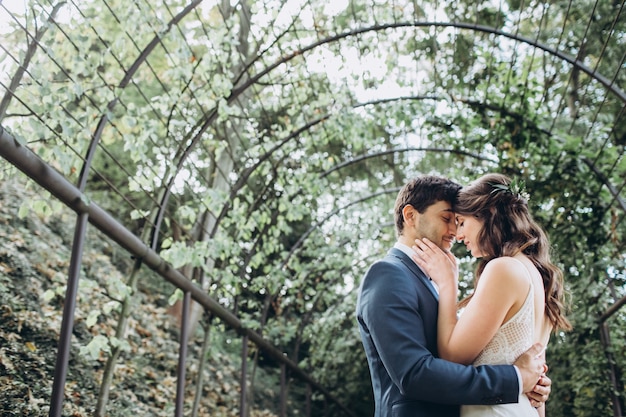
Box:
xmin=413 ymin=173 xmax=571 ymax=417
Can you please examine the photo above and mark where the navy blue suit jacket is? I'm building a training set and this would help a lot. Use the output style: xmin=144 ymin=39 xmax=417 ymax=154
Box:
xmin=356 ymin=248 xmax=519 ymax=417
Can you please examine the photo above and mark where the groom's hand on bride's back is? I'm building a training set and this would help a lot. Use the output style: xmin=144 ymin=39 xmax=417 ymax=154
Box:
xmin=514 ymin=343 xmax=546 ymax=394
xmin=527 ymin=366 xmax=551 ymax=408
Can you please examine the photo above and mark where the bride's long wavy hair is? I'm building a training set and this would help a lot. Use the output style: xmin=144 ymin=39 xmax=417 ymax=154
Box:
xmin=455 ymin=173 xmax=572 ymax=331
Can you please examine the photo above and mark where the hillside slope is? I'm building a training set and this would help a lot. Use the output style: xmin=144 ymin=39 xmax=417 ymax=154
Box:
xmin=0 ymin=177 xmax=279 ymax=417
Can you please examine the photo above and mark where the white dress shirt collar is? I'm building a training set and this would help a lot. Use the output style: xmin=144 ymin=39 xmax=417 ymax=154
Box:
xmin=393 ymin=241 xmax=438 ymax=292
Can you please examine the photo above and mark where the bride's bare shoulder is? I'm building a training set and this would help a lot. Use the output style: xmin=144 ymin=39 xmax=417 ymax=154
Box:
xmin=481 ymin=256 xmax=530 ymax=287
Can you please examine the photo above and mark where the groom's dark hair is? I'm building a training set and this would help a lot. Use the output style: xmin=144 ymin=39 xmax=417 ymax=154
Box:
xmin=394 ymin=175 xmax=461 ymax=236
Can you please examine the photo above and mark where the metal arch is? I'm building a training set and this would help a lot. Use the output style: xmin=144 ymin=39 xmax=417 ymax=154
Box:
xmin=213 ymin=92 xmax=546 ymax=215
xmin=280 ymin=187 xmax=402 ymax=268
xmin=582 ymin=157 xmax=626 ymax=215
xmin=232 ymin=21 xmax=626 ymax=105
xmin=133 ymin=19 xmax=626 ymax=249
xmin=135 ymin=87 xmax=624 ymax=283
xmin=23 ymin=15 xmax=621 ymax=246
xmin=320 ymin=147 xmax=496 ymax=179
xmin=219 ymin=22 xmax=626 ymax=239
xmin=140 ymin=20 xmax=626 ymax=237
xmin=199 ymin=93 xmax=566 ymax=264
xmin=397 ymin=21 xmax=626 ymax=104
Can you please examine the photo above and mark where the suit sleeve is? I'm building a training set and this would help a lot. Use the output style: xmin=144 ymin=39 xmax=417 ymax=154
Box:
xmin=358 ymin=260 xmax=520 ymax=405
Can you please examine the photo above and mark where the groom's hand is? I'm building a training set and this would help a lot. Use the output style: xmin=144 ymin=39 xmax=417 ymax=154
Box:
xmin=513 ymin=343 xmax=545 ymax=393
xmin=527 ymin=367 xmax=551 ymax=408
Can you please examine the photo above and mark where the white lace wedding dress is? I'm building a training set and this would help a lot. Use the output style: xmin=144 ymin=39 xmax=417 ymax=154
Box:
xmin=461 ymin=281 xmax=539 ymax=417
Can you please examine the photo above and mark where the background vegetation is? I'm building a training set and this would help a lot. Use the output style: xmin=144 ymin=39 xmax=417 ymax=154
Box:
xmin=0 ymin=0 xmax=625 ymax=416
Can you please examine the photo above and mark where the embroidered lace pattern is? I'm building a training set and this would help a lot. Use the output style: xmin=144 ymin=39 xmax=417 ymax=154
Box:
xmin=472 ymin=282 xmax=534 ymax=366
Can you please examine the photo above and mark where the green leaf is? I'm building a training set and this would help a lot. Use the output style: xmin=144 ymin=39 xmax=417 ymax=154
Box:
xmin=168 ymin=288 xmax=183 ymax=306
xmin=85 ymin=310 xmax=100 ymax=328
xmin=79 ymin=335 xmax=110 ymax=361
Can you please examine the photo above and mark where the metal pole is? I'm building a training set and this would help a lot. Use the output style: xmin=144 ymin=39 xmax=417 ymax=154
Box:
xmin=48 ymin=213 xmax=88 ymax=417
xmin=280 ymin=363 xmax=287 ymax=417
xmin=175 ymin=291 xmax=191 ymax=417
xmin=240 ymin=335 xmax=248 ymax=417
xmin=306 ymin=383 xmax=311 ymax=417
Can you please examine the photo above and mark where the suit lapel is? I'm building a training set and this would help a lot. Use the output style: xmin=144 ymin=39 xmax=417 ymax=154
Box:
xmin=389 ymin=248 xmax=439 ymax=301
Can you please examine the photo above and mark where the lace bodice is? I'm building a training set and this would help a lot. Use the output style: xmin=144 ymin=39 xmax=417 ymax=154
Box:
xmin=472 ymin=282 xmax=534 ymax=366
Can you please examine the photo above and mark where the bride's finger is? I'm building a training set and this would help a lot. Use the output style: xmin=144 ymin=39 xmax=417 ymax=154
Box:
xmin=444 ymin=250 xmax=457 ymax=263
xmin=412 ymin=241 xmax=432 ymax=257
xmin=412 ymin=246 xmax=429 ymax=261
xmin=421 ymin=238 xmax=441 ymax=251
xmin=413 ymin=238 xmax=430 ymax=250
xmin=411 ymin=253 xmax=427 ymax=267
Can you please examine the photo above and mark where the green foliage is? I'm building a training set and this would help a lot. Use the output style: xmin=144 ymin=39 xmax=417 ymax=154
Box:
xmin=1 ymin=0 xmax=625 ymax=415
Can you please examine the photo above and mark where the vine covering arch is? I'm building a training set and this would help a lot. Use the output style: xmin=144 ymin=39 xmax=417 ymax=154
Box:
xmin=0 ymin=0 xmax=625 ymax=416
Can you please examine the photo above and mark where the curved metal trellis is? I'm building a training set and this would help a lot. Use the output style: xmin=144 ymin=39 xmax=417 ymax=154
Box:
xmin=1 ymin=0 xmax=626 ymax=416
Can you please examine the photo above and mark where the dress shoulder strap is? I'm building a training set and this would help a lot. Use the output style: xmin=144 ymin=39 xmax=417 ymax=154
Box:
xmin=510 ymin=256 xmax=534 ymax=292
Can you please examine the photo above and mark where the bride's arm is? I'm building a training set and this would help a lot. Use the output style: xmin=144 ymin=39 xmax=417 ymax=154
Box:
xmin=434 ymin=270 xmax=461 ymax=361
xmin=413 ymin=239 xmax=527 ymax=364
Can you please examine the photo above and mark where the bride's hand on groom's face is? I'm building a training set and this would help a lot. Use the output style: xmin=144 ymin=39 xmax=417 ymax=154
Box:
xmin=411 ymin=238 xmax=458 ymax=289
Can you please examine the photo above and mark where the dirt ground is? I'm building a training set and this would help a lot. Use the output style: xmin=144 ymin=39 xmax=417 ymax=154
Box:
xmin=0 ymin=178 xmax=279 ymax=417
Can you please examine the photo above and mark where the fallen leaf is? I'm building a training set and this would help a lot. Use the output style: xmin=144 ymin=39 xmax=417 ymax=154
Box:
xmin=0 ymin=348 xmax=14 ymax=371
xmin=28 ymin=387 xmax=45 ymax=407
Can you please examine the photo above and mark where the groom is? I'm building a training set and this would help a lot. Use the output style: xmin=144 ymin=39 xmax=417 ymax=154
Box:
xmin=356 ymin=175 xmax=550 ymax=417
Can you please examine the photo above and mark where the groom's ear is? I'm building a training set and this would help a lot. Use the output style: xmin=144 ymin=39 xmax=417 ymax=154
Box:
xmin=402 ymin=204 xmax=418 ymax=226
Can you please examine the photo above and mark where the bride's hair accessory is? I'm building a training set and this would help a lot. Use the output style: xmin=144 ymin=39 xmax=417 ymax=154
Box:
xmin=489 ymin=177 xmax=530 ymax=202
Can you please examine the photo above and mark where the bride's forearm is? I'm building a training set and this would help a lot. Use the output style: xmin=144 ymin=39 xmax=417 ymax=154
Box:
xmin=436 ymin=287 xmax=459 ymax=360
